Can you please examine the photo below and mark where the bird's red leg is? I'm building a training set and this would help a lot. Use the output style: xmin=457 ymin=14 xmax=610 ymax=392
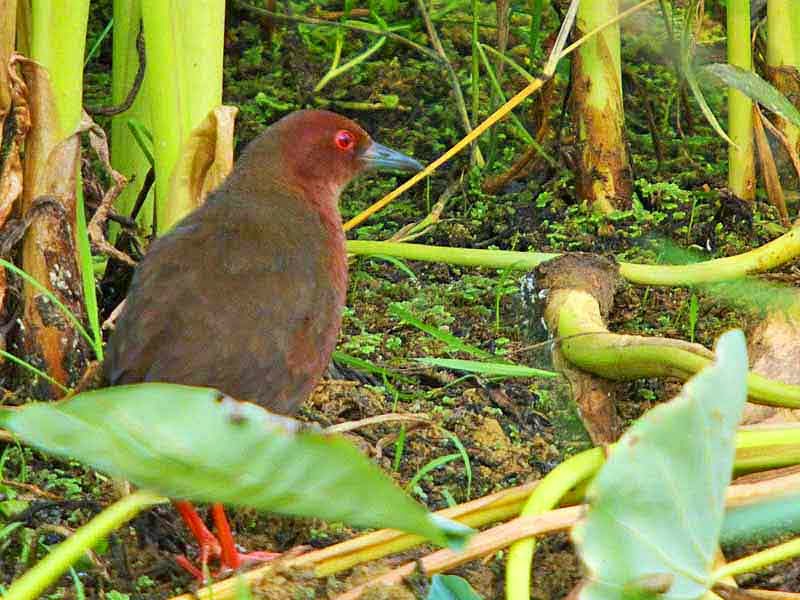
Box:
xmin=173 ymin=500 xmax=222 ymax=579
xmin=210 ymin=503 xmax=240 ymax=570
xmin=210 ymin=503 xmax=280 ymax=569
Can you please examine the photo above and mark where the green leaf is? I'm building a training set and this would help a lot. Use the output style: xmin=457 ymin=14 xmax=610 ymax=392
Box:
xmin=416 ymin=358 xmax=558 ymax=379
xmin=705 ymin=63 xmax=800 ymax=127
xmin=427 ymin=575 xmax=484 ymax=600
xmin=389 ymin=304 xmax=492 ymax=359
xmin=0 ymin=383 xmax=472 ymax=550
xmin=573 ymin=330 xmax=748 ymax=600
xmin=684 ymin=60 xmax=735 ymax=147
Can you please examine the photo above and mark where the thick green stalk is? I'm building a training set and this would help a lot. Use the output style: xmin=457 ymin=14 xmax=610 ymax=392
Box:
xmin=766 ymin=0 xmax=800 ymax=157
xmin=471 ymin=0 xmax=479 ymax=137
xmin=110 ymin=0 xmax=155 ymax=234
xmin=140 ymin=0 xmax=225 ymax=233
xmin=2 ymin=491 xmax=164 ymax=600
xmin=505 ymin=448 xmax=604 ymax=600
xmin=30 ymin=1 xmax=89 ymax=135
xmin=727 ymin=0 xmax=756 ymax=201
xmin=346 ymin=225 xmax=800 ymax=286
xmin=571 ymin=0 xmax=632 ymax=212
xmin=553 ymin=290 xmax=800 ymax=407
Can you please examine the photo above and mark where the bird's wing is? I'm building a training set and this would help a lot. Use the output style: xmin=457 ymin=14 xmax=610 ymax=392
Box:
xmin=104 ymin=190 xmax=343 ymax=414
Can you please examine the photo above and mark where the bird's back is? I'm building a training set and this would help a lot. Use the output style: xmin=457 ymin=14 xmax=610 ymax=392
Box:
xmin=104 ymin=187 xmax=347 ymax=415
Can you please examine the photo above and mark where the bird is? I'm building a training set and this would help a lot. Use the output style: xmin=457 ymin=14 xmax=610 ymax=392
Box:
xmin=103 ymin=109 xmax=422 ymax=578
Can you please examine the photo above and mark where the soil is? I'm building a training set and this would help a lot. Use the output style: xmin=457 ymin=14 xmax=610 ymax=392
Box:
xmin=2 ymin=1 xmax=800 ymax=599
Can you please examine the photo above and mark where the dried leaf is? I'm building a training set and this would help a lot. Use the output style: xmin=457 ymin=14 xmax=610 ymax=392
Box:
xmin=165 ymin=105 xmax=238 ymax=229
xmin=753 ymin=107 xmax=789 ymax=225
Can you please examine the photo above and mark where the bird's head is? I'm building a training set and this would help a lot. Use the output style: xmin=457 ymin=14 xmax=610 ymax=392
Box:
xmin=231 ymin=110 xmax=422 ymax=204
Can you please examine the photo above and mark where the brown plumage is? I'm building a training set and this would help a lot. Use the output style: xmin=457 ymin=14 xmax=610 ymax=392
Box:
xmin=102 ymin=109 xmax=421 ymax=577
xmin=105 ymin=109 xmax=420 ymax=415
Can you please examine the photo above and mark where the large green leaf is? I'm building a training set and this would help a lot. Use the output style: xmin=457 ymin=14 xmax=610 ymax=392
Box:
xmin=705 ymin=63 xmax=800 ymax=127
xmin=427 ymin=575 xmax=484 ymax=600
xmin=0 ymin=383 xmax=472 ymax=549
xmin=573 ymin=330 xmax=748 ymax=600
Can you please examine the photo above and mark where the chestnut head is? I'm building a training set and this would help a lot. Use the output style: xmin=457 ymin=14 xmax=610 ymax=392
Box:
xmin=230 ymin=110 xmax=422 ymax=201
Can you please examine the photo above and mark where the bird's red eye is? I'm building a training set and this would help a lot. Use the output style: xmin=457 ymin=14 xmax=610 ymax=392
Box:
xmin=334 ymin=130 xmax=356 ymax=151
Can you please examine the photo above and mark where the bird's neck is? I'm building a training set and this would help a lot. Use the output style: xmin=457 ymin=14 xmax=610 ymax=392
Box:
xmin=315 ymin=189 xmax=348 ymax=302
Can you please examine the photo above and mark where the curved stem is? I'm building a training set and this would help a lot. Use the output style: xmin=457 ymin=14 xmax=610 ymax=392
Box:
xmin=2 ymin=490 xmax=164 ymax=600
xmin=554 ymin=290 xmax=800 ymax=408
xmin=713 ymin=536 xmax=800 ymax=581
xmin=505 ymin=447 xmax=604 ymax=600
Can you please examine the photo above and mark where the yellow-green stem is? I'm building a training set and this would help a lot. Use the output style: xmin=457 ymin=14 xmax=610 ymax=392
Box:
xmin=29 ymin=0 xmax=100 ymax=360
xmin=110 ymin=0 xmax=154 ymax=235
xmin=346 ymin=225 xmax=800 ymax=287
xmin=713 ymin=536 xmax=800 ymax=580
xmin=140 ymin=0 xmax=224 ymax=233
xmin=766 ymin=0 xmax=800 ymax=156
xmin=727 ymin=0 xmax=756 ymax=201
xmin=2 ymin=490 xmax=164 ymax=600
xmin=505 ymin=447 xmax=604 ymax=600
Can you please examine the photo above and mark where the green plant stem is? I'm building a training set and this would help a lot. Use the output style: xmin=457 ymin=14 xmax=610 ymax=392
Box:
xmin=481 ymin=43 xmax=535 ymax=82
xmin=476 ymin=43 xmax=530 ymax=146
xmin=476 ymin=42 xmax=557 ymax=166
xmin=736 ymin=427 xmax=800 ymax=473
xmin=505 ymin=447 xmax=604 ymax=600
xmin=727 ymin=0 xmax=756 ymax=200
xmin=111 ymin=0 xmax=154 ymax=236
xmin=314 ymin=35 xmax=386 ymax=92
xmin=1 ymin=490 xmax=164 ymax=600
xmin=30 ymin=2 xmax=89 ymax=135
xmin=140 ymin=0 xmax=224 ymax=233
xmin=766 ymin=0 xmax=800 ymax=154
xmin=28 ymin=1 xmax=102 ymax=364
xmin=713 ymin=536 xmax=800 ymax=580
xmin=471 ymin=0 xmax=479 ymax=138
xmin=346 ymin=224 xmax=800 ymax=286
xmin=0 ymin=350 xmax=70 ymax=394
xmin=553 ymin=290 xmax=800 ymax=407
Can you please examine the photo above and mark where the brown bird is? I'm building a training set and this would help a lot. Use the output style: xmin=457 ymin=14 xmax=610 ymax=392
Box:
xmin=104 ymin=110 xmax=421 ymax=577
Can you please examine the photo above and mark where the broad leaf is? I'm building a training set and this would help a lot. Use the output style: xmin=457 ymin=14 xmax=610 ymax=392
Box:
xmin=0 ymin=383 xmax=472 ymax=550
xmin=705 ymin=63 xmax=800 ymax=127
xmin=574 ymin=330 xmax=748 ymax=600
xmin=427 ymin=575 xmax=484 ymax=600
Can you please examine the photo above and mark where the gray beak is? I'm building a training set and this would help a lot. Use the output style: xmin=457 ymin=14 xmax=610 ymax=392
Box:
xmin=360 ymin=141 xmax=423 ymax=172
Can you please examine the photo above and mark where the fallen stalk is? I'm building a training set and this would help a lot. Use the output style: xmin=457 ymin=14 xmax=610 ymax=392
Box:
xmin=168 ymin=433 xmax=800 ymax=600
xmin=333 ymin=469 xmax=800 ymax=599
xmin=345 ymin=226 xmax=800 ymax=287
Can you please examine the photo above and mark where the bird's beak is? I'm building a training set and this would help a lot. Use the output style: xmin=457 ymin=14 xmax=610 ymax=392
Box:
xmin=360 ymin=141 xmax=423 ymax=172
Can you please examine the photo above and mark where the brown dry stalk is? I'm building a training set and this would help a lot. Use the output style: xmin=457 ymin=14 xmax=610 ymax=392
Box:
xmin=168 ymin=468 xmax=800 ymax=600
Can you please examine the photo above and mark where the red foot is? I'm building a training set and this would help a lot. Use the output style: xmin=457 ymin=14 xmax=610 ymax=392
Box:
xmin=172 ymin=501 xmax=279 ymax=581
